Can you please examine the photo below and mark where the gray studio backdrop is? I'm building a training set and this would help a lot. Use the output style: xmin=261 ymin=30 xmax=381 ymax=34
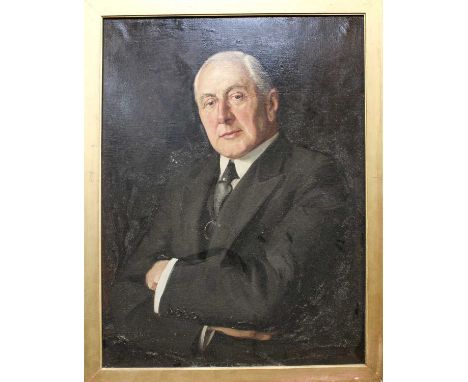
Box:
xmin=101 ymin=16 xmax=365 ymax=366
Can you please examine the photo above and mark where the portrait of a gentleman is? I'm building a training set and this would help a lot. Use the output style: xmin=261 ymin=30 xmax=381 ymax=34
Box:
xmin=101 ymin=17 xmax=365 ymax=368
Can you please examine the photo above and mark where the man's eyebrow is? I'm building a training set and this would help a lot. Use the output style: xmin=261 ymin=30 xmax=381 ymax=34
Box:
xmin=199 ymin=93 xmax=216 ymax=103
xmin=225 ymin=85 xmax=248 ymax=93
xmin=198 ymin=85 xmax=248 ymax=103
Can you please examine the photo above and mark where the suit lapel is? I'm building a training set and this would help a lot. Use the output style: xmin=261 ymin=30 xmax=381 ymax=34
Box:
xmin=179 ymin=154 xmax=218 ymax=256
xmin=208 ymin=135 xmax=292 ymax=251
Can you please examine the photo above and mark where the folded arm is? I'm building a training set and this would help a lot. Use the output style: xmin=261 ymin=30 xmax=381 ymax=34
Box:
xmin=157 ymin=165 xmax=347 ymax=330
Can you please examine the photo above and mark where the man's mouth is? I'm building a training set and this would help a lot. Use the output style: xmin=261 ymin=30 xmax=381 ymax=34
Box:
xmin=220 ymin=129 xmax=242 ymax=139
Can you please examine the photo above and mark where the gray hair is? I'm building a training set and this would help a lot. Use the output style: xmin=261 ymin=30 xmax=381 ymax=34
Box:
xmin=193 ymin=51 xmax=274 ymax=98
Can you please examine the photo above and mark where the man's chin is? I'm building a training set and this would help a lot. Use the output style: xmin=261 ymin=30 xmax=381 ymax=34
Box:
xmin=215 ymin=143 xmax=249 ymax=159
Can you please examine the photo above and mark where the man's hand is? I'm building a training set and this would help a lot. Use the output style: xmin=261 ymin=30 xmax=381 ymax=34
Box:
xmin=211 ymin=326 xmax=273 ymax=341
xmin=145 ymin=260 xmax=170 ymax=290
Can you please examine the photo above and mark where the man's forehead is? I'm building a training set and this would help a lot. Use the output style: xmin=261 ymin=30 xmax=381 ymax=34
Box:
xmin=196 ymin=60 xmax=254 ymax=94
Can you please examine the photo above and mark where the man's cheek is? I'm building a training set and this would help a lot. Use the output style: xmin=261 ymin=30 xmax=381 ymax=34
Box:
xmin=202 ymin=122 xmax=216 ymax=139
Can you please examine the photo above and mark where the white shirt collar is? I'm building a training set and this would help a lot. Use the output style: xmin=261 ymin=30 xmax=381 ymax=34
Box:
xmin=219 ymin=132 xmax=279 ymax=181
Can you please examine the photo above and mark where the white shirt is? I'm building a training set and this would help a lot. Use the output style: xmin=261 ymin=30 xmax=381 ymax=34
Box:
xmin=153 ymin=132 xmax=279 ymax=351
xmin=218 ymin=132 xmax=279 ymax=189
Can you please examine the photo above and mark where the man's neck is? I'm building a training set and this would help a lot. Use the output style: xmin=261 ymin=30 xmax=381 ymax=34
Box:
xmin=219 ymin=132 xmax=279 ymax=182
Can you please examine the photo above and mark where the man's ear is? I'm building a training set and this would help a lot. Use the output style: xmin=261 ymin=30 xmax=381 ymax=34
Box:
xmin=266 ymin=88 xmax=279 ymax=123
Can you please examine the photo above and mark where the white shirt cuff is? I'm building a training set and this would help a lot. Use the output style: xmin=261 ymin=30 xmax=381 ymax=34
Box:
xmin=153 ymin=258 xmax=178 ymax=314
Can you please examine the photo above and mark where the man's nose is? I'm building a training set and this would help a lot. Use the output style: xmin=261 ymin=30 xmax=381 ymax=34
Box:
xmin=217 ymin=99 xmax=234 ymax=124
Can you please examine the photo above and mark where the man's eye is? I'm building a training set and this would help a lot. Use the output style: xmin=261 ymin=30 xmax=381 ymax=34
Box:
xmin=204 ymin=99 xmax=216 ymax=108
xmin=230 ymin=93 xmax=245 ymax=102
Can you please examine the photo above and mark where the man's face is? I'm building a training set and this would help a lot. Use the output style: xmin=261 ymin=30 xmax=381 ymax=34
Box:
xmin=195 ymin=60 xmax=278 ymax=159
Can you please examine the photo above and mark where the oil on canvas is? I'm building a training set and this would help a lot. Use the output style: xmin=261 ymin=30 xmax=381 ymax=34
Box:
xmin=101 ymin=16 xmax=365 ymax=368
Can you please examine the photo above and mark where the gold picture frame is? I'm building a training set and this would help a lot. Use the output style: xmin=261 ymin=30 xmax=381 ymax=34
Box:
xmin=84 ymin=0 xmax=382 ymax=380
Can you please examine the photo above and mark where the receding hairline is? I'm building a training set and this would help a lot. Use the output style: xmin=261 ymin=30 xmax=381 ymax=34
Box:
xmin=193 ymin=51 xmax=273 ymax=100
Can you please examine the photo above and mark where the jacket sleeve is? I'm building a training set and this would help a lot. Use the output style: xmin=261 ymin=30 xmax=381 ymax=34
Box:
xmin=157 ymin=158 xmax=348 ymax=330
xmin=109 ymin=280 xmax=203 ymax=354
xmin=109 ymin=174 xmax=204 ymax=355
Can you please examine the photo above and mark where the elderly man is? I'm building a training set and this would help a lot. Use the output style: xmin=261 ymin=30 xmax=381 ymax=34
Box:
xmin=110 ymin=51 xmax=349 ymax=366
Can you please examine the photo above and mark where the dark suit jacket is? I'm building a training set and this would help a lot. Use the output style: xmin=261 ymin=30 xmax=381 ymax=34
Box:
xmin=109 ymin=134 xmax=351 ymax=366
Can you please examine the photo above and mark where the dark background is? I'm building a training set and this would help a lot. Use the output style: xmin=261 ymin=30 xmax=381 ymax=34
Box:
xmin=101 ymin=16 xmax=365 ymax=366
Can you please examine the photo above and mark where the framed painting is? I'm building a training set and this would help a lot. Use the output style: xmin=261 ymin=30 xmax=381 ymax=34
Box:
xmin=85 ymin=0 xmax=382 ymax=381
